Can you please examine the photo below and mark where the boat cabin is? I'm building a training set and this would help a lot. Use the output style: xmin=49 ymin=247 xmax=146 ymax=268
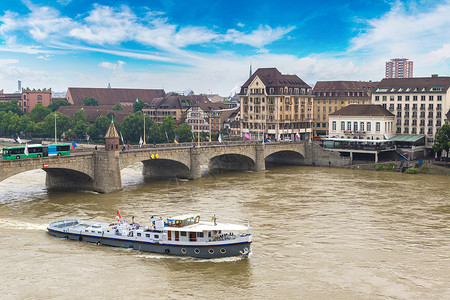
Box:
xmin=167 ymin=214 xmax=200 ymax=227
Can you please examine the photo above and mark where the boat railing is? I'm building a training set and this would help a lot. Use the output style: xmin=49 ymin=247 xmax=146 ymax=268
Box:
xmin=210 ymin=233 xmax=250 ymax=242
xmin=50 ymin=220 xmax=79 ymax=228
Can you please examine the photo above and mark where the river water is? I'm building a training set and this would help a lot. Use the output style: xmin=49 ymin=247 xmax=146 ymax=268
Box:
xmin=0 ymin=164 xmax=449 ymax=299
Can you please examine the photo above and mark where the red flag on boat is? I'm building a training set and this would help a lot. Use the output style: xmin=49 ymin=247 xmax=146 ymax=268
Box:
xmin=117 ymin=209 xmax=121 ymax=219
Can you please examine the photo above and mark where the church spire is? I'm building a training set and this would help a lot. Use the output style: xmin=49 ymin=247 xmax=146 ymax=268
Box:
xmin=249 ymin=61 xmax=253 ymax=78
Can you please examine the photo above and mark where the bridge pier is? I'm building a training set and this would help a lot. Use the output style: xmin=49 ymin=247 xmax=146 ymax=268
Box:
xmin=92 ymin=151 xmax=122 ymax=193
xmin=255 ymin=144 xmax=266 ymax=172
xmin=189 ymin=147 xmax=201 ymax=179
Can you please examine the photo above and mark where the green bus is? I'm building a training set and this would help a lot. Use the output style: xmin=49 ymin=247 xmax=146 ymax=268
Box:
xmin=2 ymin=144 xmax=71 ymax=159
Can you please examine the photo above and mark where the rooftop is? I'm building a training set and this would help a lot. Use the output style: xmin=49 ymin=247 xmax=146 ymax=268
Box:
xmin=329 ymin=104 xmax=394 ymax=117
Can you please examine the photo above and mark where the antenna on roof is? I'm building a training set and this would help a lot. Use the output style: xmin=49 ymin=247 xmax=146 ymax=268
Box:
xmin=249 ymin=60 xmax=253 ymax=78
xmin=107 ymin=83 xmax=111 ymax=88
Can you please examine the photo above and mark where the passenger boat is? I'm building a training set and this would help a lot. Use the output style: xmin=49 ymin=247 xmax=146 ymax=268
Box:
xmin=47 ymin=213 xmax=251 ymax=259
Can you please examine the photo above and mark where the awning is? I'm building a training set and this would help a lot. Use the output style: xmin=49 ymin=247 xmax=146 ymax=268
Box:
xmin=388 ymin=135 xmax=425 ymax=143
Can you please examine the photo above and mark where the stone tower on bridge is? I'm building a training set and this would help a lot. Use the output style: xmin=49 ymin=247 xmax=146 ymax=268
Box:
xmin=105 ymin=120 xmax=120 ymax=151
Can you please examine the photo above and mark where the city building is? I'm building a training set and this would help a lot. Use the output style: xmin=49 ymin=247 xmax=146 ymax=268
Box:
xmin=385 ymin=58 xmax=413 ymax=78
xmin=185 ymin=102 xmax=229 ymax=136
xmin=143 ymin=95 xmax=192 ymax=125
xmin=312 ymin=81 xmax=378 ymax=136
xmin=57 ymin=105 xmax=132 ymax=123
xmin=0 ymin=88 xmax=52 ymax=114
xmin=372 ymin=75 xmax=450 ymax=149
xmin=0 ymin=90 xmax=21 ymax=102
xmin=239 ymin=67 xmax=313 ymax=141
xmin=328 ymin=104 xmax=395 ymax=140
xmin=223 ymin=108 xmax=241 ymax=139
xmin=66 ymin=87 xmax=165 ymax=106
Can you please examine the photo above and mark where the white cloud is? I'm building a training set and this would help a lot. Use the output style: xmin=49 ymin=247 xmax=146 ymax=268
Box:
xmin=99 ymin=60 xmax=126 ymax=72
xmin=222 ymin=25 xmax=296 ymax=48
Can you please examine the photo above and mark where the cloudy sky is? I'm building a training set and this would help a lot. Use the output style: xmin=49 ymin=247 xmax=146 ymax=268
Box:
xmin=0 ymin=0 xmax=449 ymax=96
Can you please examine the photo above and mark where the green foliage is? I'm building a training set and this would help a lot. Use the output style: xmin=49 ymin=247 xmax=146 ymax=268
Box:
xmin=87 ymin=115 xmax=112 ymax=142
xmin=29 ymin=103 xmax=52 ymax=123
xmin=161 ymin=116 xmax=176 ymax=142
xmin=48 ymin=99 xmax=71 ymax=112
xmin=0 ymin=99 xmax=23 ymax=116
xmin=433 ymin=121 xmax=450 ymax=160
xmin=72 ymin=109 xmax=88 ymax=126
xmin=385 ymin=163 xmax=396 ymax=172
xmin=148 ymin=122 xmax=163 ymax=144
xmin=405 ymin=168 xmax=418 ymax=174
xmin=175 ymin=123 xmax=193 ymax=143
xmin=112 ymin=102 xmax=124 ymax=111
xmin=72 ymin=120 xmax=88 ymax=139
xmin=133 ymin=100 xmax=146 ymax=112
xmin=83 ymin=97 xmax=99 ymax=106
xmin=120 ymin=112 xmax=154 ymax=143
xmin=375 ymin=165 xmax=384 ymax=171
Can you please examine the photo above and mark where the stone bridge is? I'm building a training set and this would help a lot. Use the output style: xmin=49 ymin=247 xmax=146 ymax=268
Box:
xmin=0 ymin=142 xmax=350 ymax=193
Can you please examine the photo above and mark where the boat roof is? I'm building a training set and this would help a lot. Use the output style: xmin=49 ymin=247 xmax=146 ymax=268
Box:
xmin=167 ymin=214 xmax=200 ymax=221
xmin=166 ymin=221 xmax=248 ymax=232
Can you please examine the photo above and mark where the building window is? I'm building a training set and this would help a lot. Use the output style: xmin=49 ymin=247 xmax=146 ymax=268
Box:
xmin=397 ymin=96 xmax=402 ymax=101
xmin=322 ymin=123 xmax=326 ymax=128
xmin=397 ymin=104 xmax=402 ymax=110
xmin=429 ymin=95 xmax=434 ymax=101
xmin=437 ymin=95 xmax=442 ymax=101
xmin=360 ymin=122 xmax=364 ymax=132
xmin=332 ymin=121 xmax=336 ymax=131
xmin=413 ymin=96 xmax=417 ymax=101
xmin=341 ymin=121 xmax=345 ymax=130
xmin=405 ymin=96 xmax=410 ymax=101
xmin=354 ymin=122 xmax=358 ymax=131
xmin=421 ymin=96 xmax=426 ymax=101
xmin=382 ymin=96 xmax=387 ymax=101
xmin=376 ymin=122 xmax=380 ymax=132
xmin=347 ymin=122 xmax=351 ymax=131
xmin=367 ymin=122 xmax=371 ymax=132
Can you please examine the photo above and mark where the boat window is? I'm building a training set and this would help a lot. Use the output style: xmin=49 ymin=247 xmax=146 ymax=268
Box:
xmin=208 ymin=232 xmax=211 ymax=237
xmin=146 ymin=234 xmax=150 ymax=238
xmin=137 ymin=233 xmax=141 ymax=237
xmin=181 ymin=231 xmax=186 ymax=236
xmin=154 ymin=234 xmax=159 ymax=239
xmin=197 ymin=232 xmax=204 ymax=238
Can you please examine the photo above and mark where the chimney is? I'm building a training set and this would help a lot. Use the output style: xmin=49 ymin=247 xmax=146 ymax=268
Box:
xmin=18 ymin=80 xmax=21 ymax=92
xmin=431 ymin=74 xmax=438 ymax=77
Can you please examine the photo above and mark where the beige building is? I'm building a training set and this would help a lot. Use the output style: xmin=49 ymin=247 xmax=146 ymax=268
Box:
xmin=312 ymin=81 xmax=378 ymax=136
xmin=372 ymin=75 xmax=450 ymax=147
xmin=328 ymin=105 xmax=395 ymax=140
xmin=239 ymin=68 xmax=313 ymax=141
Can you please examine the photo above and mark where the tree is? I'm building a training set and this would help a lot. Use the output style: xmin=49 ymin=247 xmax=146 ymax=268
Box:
xmin=83 ymin=97 xmax=99 ymax=106
xmin=175 ymin=123 xmax=192 ymax=143
xmin=121 ymin=112 xmax=154 ymax=143
xmin=161 ymin=116 xmax=176 ymax=142
xmin=433 ymin=121 xmax=450 ymax=162
xmin=87 ymin=115 xmax=112 ymax=142
xmin=112 ymin=102 xmax=124 ymax=111
xmin=72 ymin=109 xmax=88 ymax=126
xmin=133 ymin=99 xmax=146 ymax=112
xmin=29 ymin=103 xmax=52 ymax=123
xmin=148 ymin=122 xmax=163 ymax=144
xmin=42 ymin=112 xmax=71 ymax=140
xmin=48 ymin=99 xmax=71 ymax=112
xmin=0 ymin=99 xmax=23 ymax=116
xmin=72 ymin=120 xmax=88 ymax=140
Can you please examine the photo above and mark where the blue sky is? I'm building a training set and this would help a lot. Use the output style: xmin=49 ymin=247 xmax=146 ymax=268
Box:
xmin=0 ymin=0 xmax=449 ymax=96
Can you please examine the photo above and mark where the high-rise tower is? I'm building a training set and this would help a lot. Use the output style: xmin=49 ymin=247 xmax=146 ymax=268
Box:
xmin=385 ymin=58 xmax=413 ymax=78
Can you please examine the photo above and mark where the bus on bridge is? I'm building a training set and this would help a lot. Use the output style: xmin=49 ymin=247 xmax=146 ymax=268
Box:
xmin=2 ymin=144 xmax=71 ymax=159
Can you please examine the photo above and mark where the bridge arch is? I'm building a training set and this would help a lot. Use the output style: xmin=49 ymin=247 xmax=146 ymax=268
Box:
xmin=209 ymin=153 xmax=256 ymax=173
xmin=265 ymin=150 xmax=305 ymax=166
xmin=141 ymin=158 xmax=191 ymax=179
xmin=45 ymin=168 xmax=94 ymax=190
